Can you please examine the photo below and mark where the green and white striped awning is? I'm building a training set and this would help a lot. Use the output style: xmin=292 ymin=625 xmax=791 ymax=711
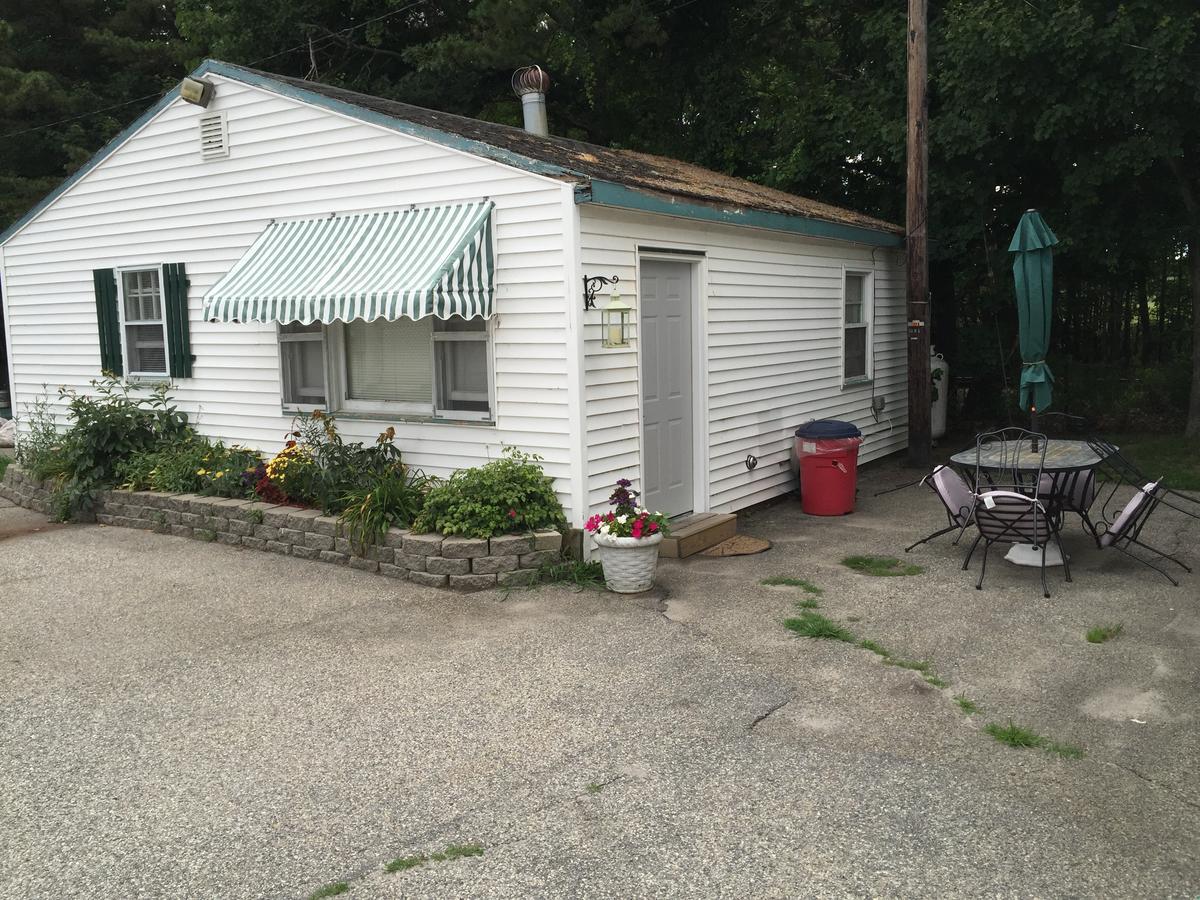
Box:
xmin=202 ymin=200 xmax=495 ymax=324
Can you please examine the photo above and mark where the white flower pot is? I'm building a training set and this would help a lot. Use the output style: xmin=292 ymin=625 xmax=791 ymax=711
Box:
xmin=592 ymin=531 xmax=664 ymax=593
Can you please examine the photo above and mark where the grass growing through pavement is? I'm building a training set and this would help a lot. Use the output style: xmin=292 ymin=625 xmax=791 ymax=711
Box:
xmin=858 ymin=639 xmax=890 ymax=657
xmin=535 ymin=557 xmax=605 ymax=590
xmin=385 ymin=844 xmax=484 ymax=875
xmin=784 ymin=611 xmax=856 ymax=642
xmin=954 ymin=694 xmax=980 ymax=715
xmin=841 ymin=555 xmax=924 ymax=577
xmin=984 ymin=721 xmax=1085 ymax=759
xmin=761 ymin=575 xmax=823 ymax=594
xmin=1086 ymin=623 xmax=1124 ymax=644
xmin=586 ymin=782 xmax=605 ymax=794
xmin=308 ymin=883 xmax=349 ymax=899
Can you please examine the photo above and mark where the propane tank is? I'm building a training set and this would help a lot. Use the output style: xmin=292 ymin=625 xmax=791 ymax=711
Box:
xmin=931 ymin=348 xmax=949 ymax=440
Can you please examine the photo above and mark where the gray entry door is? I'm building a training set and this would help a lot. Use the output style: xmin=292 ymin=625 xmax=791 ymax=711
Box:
xmin=640 ymin=260 xmax=694 ymax=516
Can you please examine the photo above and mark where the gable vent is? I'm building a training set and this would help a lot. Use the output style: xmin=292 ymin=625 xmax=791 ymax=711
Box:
xmin=198 ymin=111 xmax=229 ymax=160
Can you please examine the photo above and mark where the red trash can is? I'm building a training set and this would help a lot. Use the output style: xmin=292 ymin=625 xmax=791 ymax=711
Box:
xmin=793 ymin=420 xmax=864 ymax=516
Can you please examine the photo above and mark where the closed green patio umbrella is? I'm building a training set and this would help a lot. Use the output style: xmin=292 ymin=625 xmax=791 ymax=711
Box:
xmin=1008 ymin=209 xmax=1059 ymax=420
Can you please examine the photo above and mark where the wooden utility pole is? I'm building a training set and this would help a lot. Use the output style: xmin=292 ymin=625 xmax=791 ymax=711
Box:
xmin=906 ymin=0 xmax=932 ymax=466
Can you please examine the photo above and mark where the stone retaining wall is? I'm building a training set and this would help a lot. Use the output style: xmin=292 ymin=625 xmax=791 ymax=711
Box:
xmin=0 ymin=465 xmax=561 ymax=592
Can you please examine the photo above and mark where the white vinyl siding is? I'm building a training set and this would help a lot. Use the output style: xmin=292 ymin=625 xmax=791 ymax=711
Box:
xmin=1 ymin=76 xmax=578 ymax=517
xmin=579 ymin=205 xmax=906 ymax=515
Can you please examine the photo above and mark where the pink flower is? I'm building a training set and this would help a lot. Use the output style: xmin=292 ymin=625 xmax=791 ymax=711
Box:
xmin=648 ymin=521 xmax=658 ymax=533
xmin=508 ymin=508 xmax=517 ymax=519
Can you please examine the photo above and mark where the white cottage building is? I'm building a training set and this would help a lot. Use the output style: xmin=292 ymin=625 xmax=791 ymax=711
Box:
xmin=0 ymin=60 xmax=907 ymax=527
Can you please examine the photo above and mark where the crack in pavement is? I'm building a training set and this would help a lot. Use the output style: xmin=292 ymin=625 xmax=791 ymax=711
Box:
xmin=1106 ymin=762 xmax=1200 ymax=813
xmin=748 ymin=696 xmax=793 ymax=730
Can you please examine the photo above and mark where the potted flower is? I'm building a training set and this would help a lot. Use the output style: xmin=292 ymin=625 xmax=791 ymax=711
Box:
xmin=585 ymin=478 xmax=671 ymax=593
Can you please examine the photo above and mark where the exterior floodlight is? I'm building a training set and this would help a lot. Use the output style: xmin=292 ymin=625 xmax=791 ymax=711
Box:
xmin=180 ymin=77 xmax=215 ymax=108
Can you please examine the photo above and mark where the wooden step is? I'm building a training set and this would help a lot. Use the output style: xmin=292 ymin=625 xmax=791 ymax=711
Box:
xmin=660 ymin=512 xmax=737 ymax=559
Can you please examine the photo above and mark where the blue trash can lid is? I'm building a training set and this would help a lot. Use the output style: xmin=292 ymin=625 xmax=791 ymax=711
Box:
xmin=794 ymin=419 xmax=862 ymax=439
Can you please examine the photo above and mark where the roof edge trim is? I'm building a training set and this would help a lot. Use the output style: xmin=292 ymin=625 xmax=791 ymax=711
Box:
xmin=576 ymin=180 xmax=904 ymax=248
xmin=0 ymin=85 xmax=183 ymax=247
xmin=197 ymin=61 xmax=576 ymax=182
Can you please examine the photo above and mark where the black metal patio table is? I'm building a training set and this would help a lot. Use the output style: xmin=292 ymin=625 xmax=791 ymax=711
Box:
xmin=949 ymin=438 xmax=1115 ymax=568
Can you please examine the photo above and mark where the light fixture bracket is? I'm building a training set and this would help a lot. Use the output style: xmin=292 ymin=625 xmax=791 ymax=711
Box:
xmin=583 ymin=273 xmax=618 ymax=310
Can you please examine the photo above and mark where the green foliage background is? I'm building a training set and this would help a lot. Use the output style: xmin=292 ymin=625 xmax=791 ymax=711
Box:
xmin=1 ymin=0 xmax=1198 ymax=428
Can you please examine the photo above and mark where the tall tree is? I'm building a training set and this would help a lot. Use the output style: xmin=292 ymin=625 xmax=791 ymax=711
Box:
xmin=0 ymin=0 xmax=188 ymax=226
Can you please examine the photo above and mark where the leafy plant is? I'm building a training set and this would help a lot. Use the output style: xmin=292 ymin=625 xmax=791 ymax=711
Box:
xmin=56 ymin=377 xmax=189 ymax=487
xmin=338 ymin=452 xmax=436 ymax=551
xmin=14 ymin=390 xmax=68 ymax=481
xmin=413 ymin=447 xmax=566 ymax=538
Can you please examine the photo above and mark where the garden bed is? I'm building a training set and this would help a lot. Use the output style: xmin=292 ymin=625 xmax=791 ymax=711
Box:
xmin=0 ymin=465 xmax=561 ymax=592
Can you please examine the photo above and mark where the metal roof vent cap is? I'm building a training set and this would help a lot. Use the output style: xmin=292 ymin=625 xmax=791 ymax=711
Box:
xmin=512 ymin=65 xmax=550 ymax=137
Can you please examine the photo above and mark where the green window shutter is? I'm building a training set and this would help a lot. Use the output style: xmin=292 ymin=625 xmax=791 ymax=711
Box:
xmin=163 ymin=262 xmax=193 ymax=378
xmin=92 ymin=268 xmax=123 ymax=375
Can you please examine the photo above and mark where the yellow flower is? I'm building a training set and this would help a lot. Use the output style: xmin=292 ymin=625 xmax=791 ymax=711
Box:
xmin=214 ymin=471 xmax=225 ymax=479
xmin=196 ymin=468 xmax=208 ymax=476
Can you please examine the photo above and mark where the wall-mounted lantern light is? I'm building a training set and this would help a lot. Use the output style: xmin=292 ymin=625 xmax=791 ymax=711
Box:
xmin=180 ymin=77 xmax=216 ymax=108
xmin=583 ymin=273 xmax=618 ymax=310
xmin=601 ymin=293 xmax=632 ymax=348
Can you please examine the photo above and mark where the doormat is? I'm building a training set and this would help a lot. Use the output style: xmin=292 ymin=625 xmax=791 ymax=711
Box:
xmin=700 ymin=535 xmax=772 ymax=556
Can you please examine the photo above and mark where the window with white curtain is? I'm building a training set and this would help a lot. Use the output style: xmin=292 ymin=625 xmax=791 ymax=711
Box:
xmin=278 ymin=318 xmax=492 ymax=421
xmin=843 ymin=271 xmax=872 ymax=382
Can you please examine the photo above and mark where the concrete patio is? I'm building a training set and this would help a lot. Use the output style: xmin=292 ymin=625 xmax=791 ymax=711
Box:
xmin=0 ymin=459 xmax=1196 ymax=898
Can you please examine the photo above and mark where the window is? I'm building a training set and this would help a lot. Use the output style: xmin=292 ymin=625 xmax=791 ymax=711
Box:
xmin=120 ymin=268 xmax=168 ymax=376
xmin=279 ymin=323 xmax=326 ymax=408
xmin=843 ymin=271 xmax=871 ymax=382
xmin=434 ymin=317 xmax=490 ymax=416
xmin=279 ymin=318 xmax=493 ymax=421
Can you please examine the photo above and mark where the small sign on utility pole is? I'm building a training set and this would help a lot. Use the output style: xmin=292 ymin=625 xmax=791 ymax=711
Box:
xmin=906 ymin=0 xmax=932 ymax=467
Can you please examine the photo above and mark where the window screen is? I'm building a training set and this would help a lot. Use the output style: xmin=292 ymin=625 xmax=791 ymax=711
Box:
xmin=844 ymin=273 xmax=869 ymax=380
xmin=279 ymin=322 xmax=326 ymax=406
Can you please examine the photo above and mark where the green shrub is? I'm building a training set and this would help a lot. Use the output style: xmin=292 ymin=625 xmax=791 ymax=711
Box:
xmin=56 ymin=377 xmax=189 ymax=486
xmin=339 ymin=455 xmax=438 ymax=551
xmin=117 ymin=437 xmax=260 ymax=498
xmin=413 ymin=448 xmax=565 ymax=539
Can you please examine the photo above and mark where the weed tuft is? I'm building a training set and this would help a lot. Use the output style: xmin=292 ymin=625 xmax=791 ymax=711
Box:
xmin=793 ymin=598 xmax=821 ymax=609
xmin=536 ymin=557 xmax=605 ymax=590
xmin=857 ymin=638 xmax=890 ymax=657
xmin=842 ymin=555 xmax=923 ymax=577
xmin=784 ymin=611 xmax=856 ymax=642
xmin=761 ymin=576 xmax=823 ymax=594
xmin=1086 ymin=623 xmax=1123 ymax=644
xmin=309 ymin=883 xmax=349 ymax=899
xmin=954 ymin=694 xmax=979 ymax=715
xmin=984 ymin=720 xmax=1085 ymax=758
xmin=385 ymin=843 xmax=483 ymax=875
xmin=586 ymin=782 xmax=604 ymax=794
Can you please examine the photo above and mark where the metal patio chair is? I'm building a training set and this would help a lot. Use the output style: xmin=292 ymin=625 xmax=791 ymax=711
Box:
xmin=972 ymin=427 xmax=1048 ymax=495
xmin=962 ymin=490 xmax=1070 ymax=598
xmin=905 ymin=464 xmax=976 ymax=553
xmin=1094 ymin=480 xmax=1193 ymax=586
xmin=1088 ymin=438 xmax=1200 ymax=521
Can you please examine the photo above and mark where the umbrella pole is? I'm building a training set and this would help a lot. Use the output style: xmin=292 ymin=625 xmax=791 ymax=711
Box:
xmin=1031 ymin=407 xmax=1039 ymax=451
